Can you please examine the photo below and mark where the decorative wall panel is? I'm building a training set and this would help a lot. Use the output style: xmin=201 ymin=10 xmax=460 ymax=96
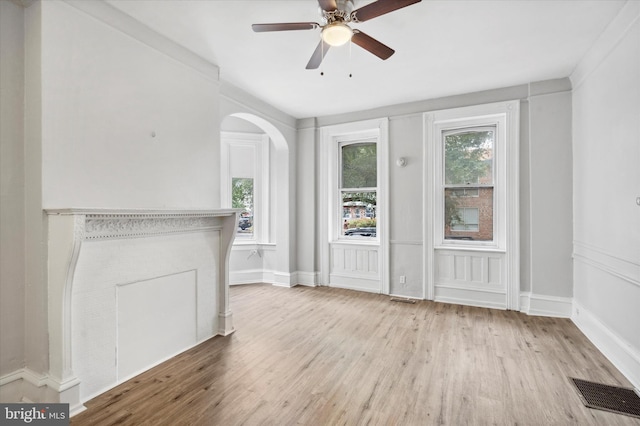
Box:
xmin=329 ymin=242 xmax=381 ymax=293
xmin=434 ymin=249 xmax=506 ymax=309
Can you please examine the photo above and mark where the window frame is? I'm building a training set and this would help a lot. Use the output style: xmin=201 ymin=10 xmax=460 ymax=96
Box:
xmin=338 ymin=138 xmax=378 ymax=241
xmin=434 ymin=119 xmax=505 ymax=250
xmin=220 ymin=132 xmax=270 ymax=244
xmin=442 ymin=125 xmax=497 ymax=244
xmin=319 ymin=118 xmax=390 ymax=294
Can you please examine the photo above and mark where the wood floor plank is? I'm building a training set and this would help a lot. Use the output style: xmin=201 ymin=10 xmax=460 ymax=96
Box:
xmin=71 ymin=284 xmax=640 ymax=425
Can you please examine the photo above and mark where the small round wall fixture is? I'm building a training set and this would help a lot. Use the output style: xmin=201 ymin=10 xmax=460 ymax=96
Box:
xmin=396 ymin=157 xmax=407 ymax=167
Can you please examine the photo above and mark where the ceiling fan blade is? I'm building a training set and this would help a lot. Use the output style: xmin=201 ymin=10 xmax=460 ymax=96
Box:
xmin=351 ymin=30 xmax=395 ymax=60
xmin=318 ymin=0 xmax=338 ymax=11
xmin=351 ymin=0 xmax=422 ymax=22
xmin=252 ymin=22 xmax=319 ymax=32
xmin=306 ymin=40 xmax=331 ymax=69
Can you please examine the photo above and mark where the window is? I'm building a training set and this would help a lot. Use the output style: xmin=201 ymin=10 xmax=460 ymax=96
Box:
xmin=320 ymin=118 xmax=389 ymax=293
xmin=443 ymin=127 xmax=495 ymax=242
xmin=232 ymin=177 xmax=254 ymax=235
xmin=340 ymin=142 xmax=377 ymax=238
xmin=451 ymin=207 xmax=479 ymax=231
xmin=220 ymin=132 xmax=269 ymax=242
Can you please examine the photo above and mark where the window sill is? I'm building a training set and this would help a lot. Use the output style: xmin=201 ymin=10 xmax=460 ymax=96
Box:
xmin=332 ymin=238 xmax=380 ymax=246
xmin=232 ymin=241 xmax=276 ymax=250
xmin=435 ymin=244 xmax=505 ymax=253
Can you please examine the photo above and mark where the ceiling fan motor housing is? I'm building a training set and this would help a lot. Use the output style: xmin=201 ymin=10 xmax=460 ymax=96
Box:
xmin=321 ymin=0 xmax=355 ymax=24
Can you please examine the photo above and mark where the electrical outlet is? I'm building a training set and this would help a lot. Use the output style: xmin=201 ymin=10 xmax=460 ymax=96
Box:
xmin=399 ymin=275 xmax=406 ymax=284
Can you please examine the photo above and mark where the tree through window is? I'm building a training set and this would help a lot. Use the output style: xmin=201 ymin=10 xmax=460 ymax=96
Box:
xmin=232 ymin=177 xmax=254 ymax=236
xmin=340 ymin=142 xmax=377 ymax=238
xmin=443 ymin=128 xmax=494 ymax=241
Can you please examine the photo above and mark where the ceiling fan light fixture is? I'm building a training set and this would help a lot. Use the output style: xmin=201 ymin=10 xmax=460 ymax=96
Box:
xmin=321 ymin=22 xmax=353 ymax=46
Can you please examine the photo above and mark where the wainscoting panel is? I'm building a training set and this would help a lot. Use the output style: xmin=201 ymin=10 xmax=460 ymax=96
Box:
xmin=434 ymin=249 xmax=506 ymax=309
xmin=330 ymin=242 xmax=380 ymax=293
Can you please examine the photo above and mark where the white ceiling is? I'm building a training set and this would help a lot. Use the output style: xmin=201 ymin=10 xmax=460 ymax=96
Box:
xmin=106 ymin=0 xmax=625 ymax=119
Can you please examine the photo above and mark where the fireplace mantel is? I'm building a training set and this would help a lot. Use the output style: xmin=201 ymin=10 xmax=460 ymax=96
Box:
xmin=44 ymin=209 xmax=238 ymax=414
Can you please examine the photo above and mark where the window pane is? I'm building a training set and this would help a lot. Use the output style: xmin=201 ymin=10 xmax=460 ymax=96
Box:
xmin=444 ymin=187 xmax=493 ymax=241
xmin=450 ymin=188 xmax=479 ymax=197
xmin=342 ymin=191 xmax=376 ymax=237
xmin=232 ymin=177 xmax=254 ymax=236
xmin=444 ymin=130 xmax=494 ymax=185
xmin=342 ymin=143 xmax=377 ymax=188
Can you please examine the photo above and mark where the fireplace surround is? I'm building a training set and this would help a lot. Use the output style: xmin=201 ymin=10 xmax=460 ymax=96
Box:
xmin=44 ymin=209 xmax=237 ymax=414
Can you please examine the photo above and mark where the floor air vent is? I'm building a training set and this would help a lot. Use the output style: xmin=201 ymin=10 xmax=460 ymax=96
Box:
xmin=570 ymin=377 xmax=640 ymax=419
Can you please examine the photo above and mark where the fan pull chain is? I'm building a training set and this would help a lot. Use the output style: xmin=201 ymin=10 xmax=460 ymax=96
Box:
xmin=349 ymin=38 xmax=353 ymax=78
xmin=320 ymin=41 xmax=324 ymax=76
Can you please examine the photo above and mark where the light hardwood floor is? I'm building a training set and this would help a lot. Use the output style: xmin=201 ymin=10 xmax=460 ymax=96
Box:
xmin=71 ymin=284 xmax=640 ymax=425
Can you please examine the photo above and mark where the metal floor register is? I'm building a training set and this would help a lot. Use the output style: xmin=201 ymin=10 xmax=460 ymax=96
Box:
xmin=570 ymin=377 xmax=640 ymax=419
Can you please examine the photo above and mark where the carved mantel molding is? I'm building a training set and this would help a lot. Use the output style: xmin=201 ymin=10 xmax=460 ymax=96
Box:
xmin=46 ymin=208 xmax=238 ymax=240
xmin=43 ymin=209 xmax=239 ymax=414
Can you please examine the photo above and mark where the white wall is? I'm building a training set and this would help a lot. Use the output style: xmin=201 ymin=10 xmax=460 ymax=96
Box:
xmin=0 ymin=0 xmax=26 ymax=380
xmin=570 ymin=1 xmax=640 ymax=388
xmin=24 ymin=0 xmax=49 ymax=380
xmin=295 ymin=119 xmax=317 ymax=284
xmin=2 ymin=0 xmax=225 ymax=402
xmin=40 ymin=1 xmax=221 ymax=209
xmin=388 ymin=115 xmax=424 ymax=298
xmin=528 ymin=85 xmax=573 ymax=298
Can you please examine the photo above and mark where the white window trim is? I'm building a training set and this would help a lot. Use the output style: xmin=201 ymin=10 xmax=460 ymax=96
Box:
xmin=338 ymin=137 xmax=379 ymax=242
xmin=436 ymin=120 xmax=503 ymax=249
xmin=424 ymin=101 xmax=520 ymax=308
xmin=221 ymin=131 xmax=270 ymax=244
xmin=319 ymin=118 xmax=389 ymax=293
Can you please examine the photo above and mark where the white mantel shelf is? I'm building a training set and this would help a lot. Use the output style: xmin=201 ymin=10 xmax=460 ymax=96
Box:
xmin=46 ymin=209 xmax=239 ymax=240
xmin=45 ymin=208 xmax=239 ymax=215
xmin=43 ymin=208 xmax=239 ymax=414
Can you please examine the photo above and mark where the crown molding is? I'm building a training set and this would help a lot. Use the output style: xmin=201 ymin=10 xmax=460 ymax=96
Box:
xmin=570 ymin=1 xmax=640 ymax=90
xmin=62 ymin=0 xmax=219 ymax=82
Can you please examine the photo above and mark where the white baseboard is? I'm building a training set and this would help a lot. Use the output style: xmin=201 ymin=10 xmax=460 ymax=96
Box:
xmin=572 ymin=301 xmax=640 ymax=390
xmin=273 ymin=271 xmax=296 ymax=288
xmin=520 ymin=292 xmax=572 ymax=317
xmin=0 ymin=369 xmax=86 ymax=416
xmin=294 ymin=271 xmax=317 ymax=287
xmin=389 ymin=293 xmax=422 ymax=301
xmin=229 ymin=269 xmax=274 ymax=285
xmin=229 ymin=269 xmax=298 ymax=287
xmin=328 ymin=283 xmax=381 ymax=294
xmin=0 ymin=370 xmax=24 ymax=402
xmin=230 ymin=269 xmax=320 ymax=288
xmin=435 ymin=285 xmax=506 ymax=310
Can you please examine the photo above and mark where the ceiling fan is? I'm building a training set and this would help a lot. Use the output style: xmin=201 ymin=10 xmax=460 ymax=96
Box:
xmin=251 ymin=0 xmax=422 ymax=69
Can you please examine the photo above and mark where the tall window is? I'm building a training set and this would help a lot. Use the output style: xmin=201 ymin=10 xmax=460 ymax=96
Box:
xmin=221 ymin=132 xmax=269 ymax=242
xmin=232 ymin=177 xmax=254 ymax=235
xmin=443 ymin=127 xmax=495 ymax=242
xmin=340 ymin=141 xmax=377 ymax=238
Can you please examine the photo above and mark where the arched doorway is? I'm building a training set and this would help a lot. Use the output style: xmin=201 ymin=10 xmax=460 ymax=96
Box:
xmin=220 ymin=112 xmax=292 ymax=286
